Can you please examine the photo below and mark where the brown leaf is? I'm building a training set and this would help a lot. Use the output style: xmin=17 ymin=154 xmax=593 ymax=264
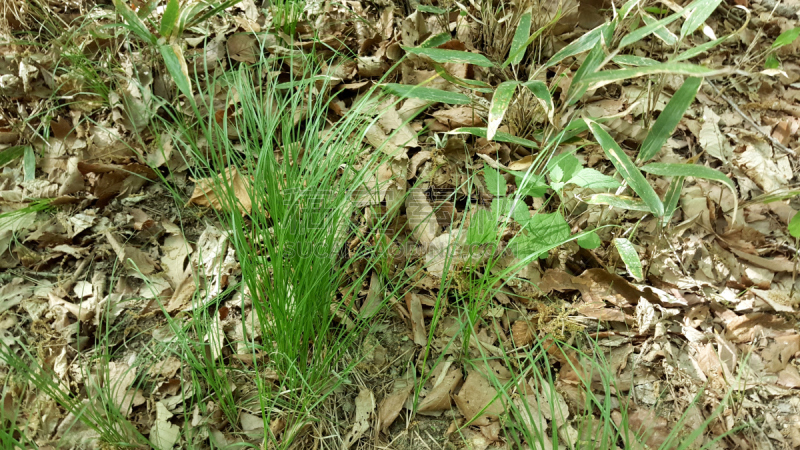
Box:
xmin=724 ymin=313 xmax=792 ymax=343
xmin=432 ymin=106 xmax=484 ymax=129
xmin=378 ymin=383 xmax=413 ymax=432
xmin=405 ymin=292 xmax=427 ymax=346
xmin=342 ymin=389 xmax=375 ymax=449
xmin=612 ymin=407 xmax=671 ymax=449
xmin=511 ymin=320 xmax=534 ymax=347
xmin=405 ymin=187 xmax=437 ymax=245
xmin=187 ymin=166 xmax=252 ymax=215
xmin=418 ymin=368 xmax=462 ymax=412
xmin=454 ymin=371 xmax=504 ymax=426
xmin=226 ymin=33 xmax=258 ymax=63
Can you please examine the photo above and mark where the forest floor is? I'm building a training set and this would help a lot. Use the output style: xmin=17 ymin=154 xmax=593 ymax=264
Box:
xmin=1 ymin=0 xmax=799 ymax=449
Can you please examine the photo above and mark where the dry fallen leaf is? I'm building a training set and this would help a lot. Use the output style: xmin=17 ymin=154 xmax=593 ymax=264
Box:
xmin=342 ymin=389 xmax=375 ymax=449
xmin=454 ymin=371 xmax=504 ymax=426
xmin=418 ymin=368 xmax=462 ymax=413
xmin=187 ymin=166 xmax=252 ymax=215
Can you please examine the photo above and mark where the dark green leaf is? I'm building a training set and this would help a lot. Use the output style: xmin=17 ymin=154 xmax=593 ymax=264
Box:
xmin=772 ymin=27 xmax=800 ymax=49
xmin=513 ymin=212 xmax=570 ymax=258
xmin=638 ymin=77 xmax=702 ymax=162
xmin=112 ymin=0 xmax=156 ymax=44
xmin=0 ymin=145 xmax=26 ymax=167
xmin=508 ymin=11 xmax=532 ymax=66
xmin=160 ymin=0 xmax=180 ymax=38
xmin=450 ymin=127 xmax=540 ymax=149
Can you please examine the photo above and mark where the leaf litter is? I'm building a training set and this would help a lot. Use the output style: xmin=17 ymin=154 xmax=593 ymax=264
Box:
xmin=1 ymin=0 xmax=800 ymax=449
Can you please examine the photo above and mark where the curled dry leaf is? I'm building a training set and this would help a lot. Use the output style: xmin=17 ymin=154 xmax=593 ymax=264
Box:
xmin=418 ymin=368 xmax=463 ymax=413
xmin=432 ymin=106 xmax=485 ymax=129
xmin=405 ymin=292 xmax=427 ymax=346
xmin=342 ymin=389 xmax=375 ymax=449
xmin=378 ymin=381 xmax=413 ymax=432
xmin=454 ymin=371 xmax=504 ymax=426
xmin=187 ymin=166 xmax=252 ymax=215
xmin=405 ymin=187 xmax=438 ymax=245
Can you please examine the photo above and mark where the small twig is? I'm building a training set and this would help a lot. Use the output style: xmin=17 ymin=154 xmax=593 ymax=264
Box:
xmin=707 ymin=81 xmax=796 ymax=156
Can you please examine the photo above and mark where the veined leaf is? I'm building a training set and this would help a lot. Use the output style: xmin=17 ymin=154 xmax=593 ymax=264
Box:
xmin=484 ymin=166 xmax=506 ymax=197
xmin=641 ymin=162 xmax=737 ymax=220
xmin=581 ymin=63 xmax=722 ymax=90
xmin=113 ymin=0 xmax=156 ymax=44
xmin=570 ymin=168 xmax=621 ymax=190
xmin=403 ymin=47 xmax=494 ymax=67
xmin=158 ymin=43 xmax=192 ymax=98
xmin=513 ymin=212 xmax=570 ymax=258
xmin=681 ymin=0 xmax=724 ymax=39
xmin=772 ymin=27 xmax=800 ymax=49
xmin=585 ymin=193 xmax=652 ymax=212
xmin=638 ymin=77 xmax=702 ymax=162
xmin=788 ymin=211 xmax=800 ymax=238
xmin=382 ymin=83 xmax=471 ymax=105
xmin=449 ymin=128 xmax=540 ymax=149
xmin=614 ymin=238 xmax=643 ymax=280
xmin=487 ymin=81 xmax=518 ymax=140
xmin=508 ymin=11 xmax=532 ymax=66
xmin=467 ymin=209 xmax=498 ymax=244
xmin=588 ymin=120 xmax=664 ymax=217
xmin=160 ymin=0 xmax=180 ymax=38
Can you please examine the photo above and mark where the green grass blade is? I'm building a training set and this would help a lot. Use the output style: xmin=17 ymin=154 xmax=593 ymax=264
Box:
xmin=641 ymin=12 xmax=678 ymax=45
xmin=662 ymin=176 xmax=685 ymax=226
xmin=641 ymin=162 xmax=737 ymax=220
xmin=522 ymin=80 xmax=554 ymax=122
xmin=507 ymin=11 xmax=532 ymax=66
xmin=0 ymin=145 xmax=26 ymax=167
xmin=612 ymin=55 xmax=660 ymax=66
xmin=588 ymin=120 xmax=664 ymax=217
xmin=543 ymin=24 xmax=605 ymax=69
xmin=159 ymin=0 xmax=180 ymax=38
xmin=582 ymin=63 xmax=721 ymax=90
xmin=420 ymin=32 xmax=453 ymax=48
xmin=614 ymin=237 xmax=643 ymax=280
xmin=487 ymin=81 xmax=518 ymax=140
xmin=403 ymin=47 xmax=494 ymax=67
xmin=566 ymin=44 xmax=607 ymax=105
xmin=789 ymin=211 xmax=800 ymax=238
xmin=672 ymin=35 xmax=728 ymax=61
xmin=112 ymin=0 xmax=156 ymax=44
xmin=638 ymin=77 xmax=702 ymax=162
xmin=504 ymin=9 xmax=562 ymax=67
xmin=382 ymin=83 xmax=472 ymax=104
xmin=158 ymin=43 xmax=192 ymax=99
xmin=585 ymin=193 xmax=653 ymax=212
xmin=681 ymin=0 xmax=724 ymax=39
xmin=619 ymin=11 xmax=682 ymax=49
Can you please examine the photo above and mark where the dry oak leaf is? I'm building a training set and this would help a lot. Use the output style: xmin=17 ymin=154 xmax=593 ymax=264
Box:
xmin=432 ymin=106 xmax=484 ymax=129
xmin=187 ymin=166 xmax=252 ymax=215
xmin=418 ymin=368 xmax=463 ymax=413
xmin=454 ymin=371 xmax=504 ymax=426
xmin=378 ymin=382 xmax=413 ymax=432
xmin=724 ymin=313 xmax=792 ymax=343
xmin=342 ymin=389 xmax=375 ymax=449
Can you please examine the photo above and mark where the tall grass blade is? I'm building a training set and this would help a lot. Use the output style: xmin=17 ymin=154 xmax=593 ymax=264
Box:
xmin=382 ymin=83 xmax=471 ymax=104
xmin=681 ymin=0 xmax=724 ymax=38
xmin=588 ymin=120 xmax=664 ymax=217
xmin=638 ymin=77 xmax=702 ymax=162
xmin=507 ymin=11 xmax=532 ymax=66
xmin=404 ymin=47 xmax=494 ymax=67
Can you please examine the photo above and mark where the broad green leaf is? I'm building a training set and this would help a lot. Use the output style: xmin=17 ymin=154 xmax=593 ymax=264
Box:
xmin=23 ymin=146 xmax=35 ymax=181
xmin=681 ymin=0 xmax=724 ymax=39
xmin=158 ymin=43 xmax=192 ymax=99
xmin=612 ymin=55 xmax=660 ymax=66
xmin=577 ymin=231 xmax=602 ymax=249
xmin=585 ymin=193 xmax=652 ymax=212
xmin=764 ymin=54 xmax=781 ymax=69
xmin=484 ymin=166 xmax=506 ymax=197
xmin=487 ymin=81 xmax=518 ymax=140
xmin=620 ymin=0 xmax=643 ymax=20
xmin=382 ymin=83 xmax=471 ymax=104
xmin=641 ymin=162 xmax=737 ymax=220
xmin=614 ymin=238 xmax=643 ymax=280
xmin=513 ymin=173 xmax=549 ymax=198
xmin=543 ymin=24 xmax=605 ymax=69
xmin=160 ymin=0 xmax=180 ymax=38
xmin=638 ymin=77 xmax=702 ymax=162
xmin=661 ymin=176 xmax=685 ymax=226
xmin=673 ymin=35 xmax=728 ymax=62
xmin=772 ymin=27 xmax=800 ymax=49
xmin=581 ymin=63 xmax=718 ymax=90
xmin=788 ymin=211 xmax=800 ymax=238
xmin=112 ymin=0 xmax=156 ymax=44
xmin=522 ymin=81 xmax=554 ymax=122
xmin=450 ymin=128 xmax=540 ymax=149
xmin=588 ymin=120 xmax=664 ymax=217
xmin=570 ymin=168 xmax=621 ymax=189
xmin=0 ymin=145 xmax=26 ymax=167
xmin=403 ymin=47 xmax=494 ymax=67
xmin=641 ymin=13 xmax=678 ymax=45
xmin=619 ymin=11 xmax=682 ymax=48
xmin=504 ymin=9 xmax=562 ymax=67
xmin=467 ymin=209 xmax=497 ymax=244
xmin=548 ymin=153 xmax=581 ymax=183
xmin=492 ymin=197 xmax=529 ymax=222
xmin=420 ymin=32 xmax=452 ymax=48
xmin=508 ymin=11 xmax=532 ymax=66
xmin=514 ymin=212 xmax=570 ymax=258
